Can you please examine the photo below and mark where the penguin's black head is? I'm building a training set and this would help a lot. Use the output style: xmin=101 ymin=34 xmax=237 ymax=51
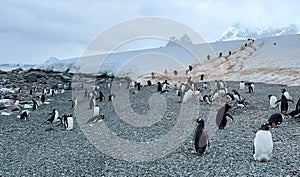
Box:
xmin=225 ymin=103 xmax=232 ymax=111
xmin=259 ymin=123 xmax=271 ymax=131
xmin=194 ymin=118 xmax=204 ymax=127
xmin=281 ymin=88 xmax=286 ymax=93
xmin=268 ymin=95 xmax=272 ymax=99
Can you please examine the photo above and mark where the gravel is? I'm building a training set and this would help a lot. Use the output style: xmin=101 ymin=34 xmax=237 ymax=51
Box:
xmin=1 ymin=79 xmax=300 ymax=177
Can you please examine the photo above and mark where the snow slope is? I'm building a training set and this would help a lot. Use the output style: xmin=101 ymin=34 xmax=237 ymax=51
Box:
xmin=35 ymin=34 xmax=300 ymax=86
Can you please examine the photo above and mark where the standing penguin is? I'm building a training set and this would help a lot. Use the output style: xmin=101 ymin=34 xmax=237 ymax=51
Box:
xmin=32 ymin=100 xmax=39 ymax=110
xmin=268 ymin=113 xmax=283 ymax=128
xmin=246 ymin=82 xmax=254 ymax=93
xmin=147 ymin=80 xmax=152 ymax=86
xmin=97 ymin=91 xmax=105 ymax=102
xmin=108 ymin=94 xmax=115 ymax=101
xmin=93 ymin=105 xmax=100 ymax=117
xmin=157 ymin=82 xmax=162 ymax=92
xmin=216 ymin=103 xmax=233 ymax=129
xmin=275 ymin=94 xmax=294 ymax=114
xmin=268 ymin=95 xmax=278 ymax=108
xmin=63 ymin=114 xmax=74 ymax=131
xmin=41 ymin=94 xmax=46 ymax=104
xmin=47 ymin=109 xmax=59 ymax=123
xmin=239 ymin=81 xmax=245 ymax=90
xmin=89 ymin=96 xmax=96 ymax=109
xmin=281 ymin=89 xmax=291 ymax=100
xmin=253 ymin=123 xmax=273 ymax=162
xmin=137 ymin=82 xmax=141 ymax=91
xmin=193 ymin=118 xmax=209 ymax=156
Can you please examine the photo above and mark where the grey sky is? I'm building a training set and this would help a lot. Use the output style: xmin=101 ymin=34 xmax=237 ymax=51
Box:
xmin=0 ymin=0 xmax=299 ymax=64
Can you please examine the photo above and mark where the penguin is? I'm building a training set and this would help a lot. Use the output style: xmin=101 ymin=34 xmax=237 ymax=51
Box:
xmin=137 ymin=82 xmax=141 ymax=91
xmin=47 ymin=109 xmax=59 ymax=123
xmin=63 ymin=114 xmax=74 ymax=131
xmin=275 ymin=94 xmax=294 ymax=114
xmin=161 ymin=80 xmax=169 ymax=93
xmin=93 ymin=105 xmax=100 ymax=117
xmin=69 ymin=98 xmax=77 ymax=109
xmin=211 ymin=89 xmax=219 ymax=102
xmin=232 ymin=90 xmax=241 ymax=101
xmin=19 ymin=110 xmax=28 ymax=121
xmin=216 ymin=103 xmax=233 ymax=129
xmin=239 ymin=81 xmax=245 ymax=90
xmin=41 ymin=94 xmax=46 ymax=104
xmin=202 ymin=95 xmax=212 ymax=104
xmin=253 ymin=123 xmax=273 ymax=162
xmin=200 ymin=74 xmax=205 ymax=81
xmin=288 ymin=109 xmax=300 ymax=118
xmin=147 ymin=80 xmax=152 ymax=86
xmin=86 ymin=114 xmax=105 ymax=125
xmin=193 ymin=118 xmax=209 ymax=156
xmin=188 ymin=65 xmax=193 ymax=72
xmin=268 ymin=95 xmax=278 ymax=108
xmin=108 ymin=94 xmax=115 ymax=101
xmin=32 ymin=99 xmax=39 ymax=110
xmin=246 ymin=82 xmax=254 ymax=93
xmin=157 ymin=82 xmax=162 ymax=92
xmin=84 ymin=89 xmax=88 ymax=98
xmin=226 ymin=93 xmax=235 ymax=101
xmin=203 ymin=82 xmax=208 ymax=89
xmin=288 ymin=98 xmax=300 ymax=118
xmin=281 ymin=89 xmax=291 ymax=100
xmin=268 ymin=113 xmax=283 ymax=128
xmin=97 ymin=91 xmax=105 ymax=102
xmin=29 ymin=89 xmax=33 ymax=95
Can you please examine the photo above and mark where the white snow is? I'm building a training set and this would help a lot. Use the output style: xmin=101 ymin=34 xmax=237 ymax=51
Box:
xmin=33 ymin=34 xmax=300 ymax=86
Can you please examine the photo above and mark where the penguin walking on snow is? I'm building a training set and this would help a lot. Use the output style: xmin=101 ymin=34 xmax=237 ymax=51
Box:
xmin=193 ymin=118 xmax=209 ymax=156
xmin=32 ymin=99 xmax=39 ymax=110
xmin=253 ymin=123 xmax=273 ymax=162
xmin=268 ymin=113 xmax=283 ymax=128
xmin=216 ymin=103 xmax=233 ymax=129
xmin=63 ymin=114 xmax=74 ymax=130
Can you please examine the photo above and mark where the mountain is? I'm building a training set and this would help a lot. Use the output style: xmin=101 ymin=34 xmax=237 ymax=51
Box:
xmin=219 ymin=23 xmax=299 ymax=41
xmin=44 ymin=56 xmax=60 ymax=63
xmin=33 ymin=34 xmax=300 ymax=86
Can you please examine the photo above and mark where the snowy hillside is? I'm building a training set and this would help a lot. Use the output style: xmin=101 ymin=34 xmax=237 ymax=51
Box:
xmin=35 ymin=34 xmax=300 ymax=86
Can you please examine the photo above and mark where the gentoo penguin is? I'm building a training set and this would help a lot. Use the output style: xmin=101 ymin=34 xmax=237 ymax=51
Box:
xmin=63 ymin=114 xmax=74 ymax=131
xmin=216 ymin=103 xmax=233 ymax=129
xmin=108 ymin=94 xmax=114 ymax=101
xmin=161 ymin=80 xmax=169 ymax=93
xmin=70 ymin=97 xmax=77 ymax=109
xmin=203 ymin=82 xmax=208 ymax=89
xmin=239 ymin=81 xmax=245 ymax=90
xmin=246 ymin=82 xmax=254 ymax=93
xmin=253 ymin=123 xmax=273 ymax=162
xmin=32 ymin=100 xmax=39 ymax=110
xmin=275 ymin=94 xmax=294 ymax=114
xmin=97 ymin=91 xmax=105 ymax=102
xmin=47 ymin=109 xmax=59 ymax=123
xmin=193 ymin=118 xmax=209 ymax=156
xmin=19 ymin=110 xmax=28 ymax=121
xmin=268 ymin=95 xmax=278 ymax=108
xmin=86 ymin=114 xmax=105 ymax=125
xmin=147 ymin=80 xmax=152 ymax=86
xmin=202 ymin=95 xmax=212 ymax=104
xmin=226 ymin=93 xmax=235 ymax=101
xmin=137 ymin=82 xmax=141 ymax=91
xmin=157 ymin=82 xmax=162 ymax=92
xmin=281 ymin=89 xmax=291 ymax=100
xmin=232 ymin=90 xmax=241 ymax=101
xmin=93 ymin=105 xmax=100 ymax=117
xmin=41 ymin=94 xmax=46 ymax=104
xmin=288 ymin=98 xmax=300 ymax=118
xmin=268 ymin=113 xmax=283 ymax=128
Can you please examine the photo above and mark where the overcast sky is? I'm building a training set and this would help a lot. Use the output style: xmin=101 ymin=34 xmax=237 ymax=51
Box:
xmin=1 ymin=0 xmax=299 ymax=64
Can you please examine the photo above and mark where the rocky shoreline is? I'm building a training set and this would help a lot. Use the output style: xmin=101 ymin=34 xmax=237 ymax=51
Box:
xmin=0 ymin=70 xmax=299 ymax=176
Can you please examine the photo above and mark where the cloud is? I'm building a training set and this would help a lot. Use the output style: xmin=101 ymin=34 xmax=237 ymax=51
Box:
xmin=0 ymin=0 xmax=299 ymax=64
